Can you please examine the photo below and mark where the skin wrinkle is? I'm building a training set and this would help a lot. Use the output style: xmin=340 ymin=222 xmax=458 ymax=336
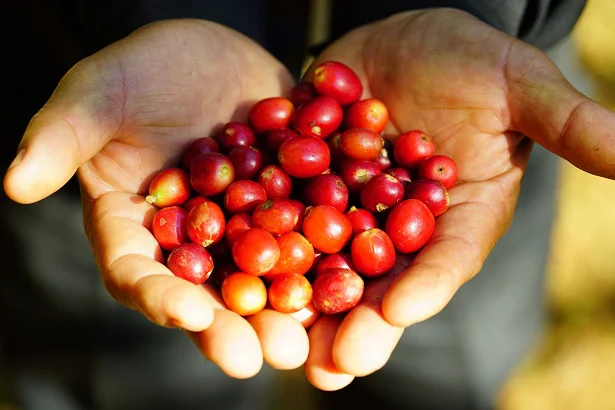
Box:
xmin=88 ymin=144 xmax=140 ymax=193
xmin=380 ymin=15 xmax=430 ymax=133
xmin=500 ymin=37 xmax=518 ymax=130
xmin=57 ymin=117 xmax=83 ymax=172
xmin=557 ymin=99 xmax=590 ymax=153
xmin=107 ymin=52 xmax=129 ymax=141
xmin=401 ymin=259 xmax=459 ymax=301
xmin=363 ymin=11 xmax=517 ymax=172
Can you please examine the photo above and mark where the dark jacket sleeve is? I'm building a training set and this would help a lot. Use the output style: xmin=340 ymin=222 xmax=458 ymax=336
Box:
xmin=329 ymin=0 xmax=587 ymax=50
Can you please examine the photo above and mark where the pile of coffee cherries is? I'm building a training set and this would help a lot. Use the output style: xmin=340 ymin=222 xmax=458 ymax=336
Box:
xmin=146 ymin=61 xmax=458 ymax=327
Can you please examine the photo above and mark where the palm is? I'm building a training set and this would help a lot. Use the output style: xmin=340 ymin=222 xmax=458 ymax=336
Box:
xmin=321 ymin=9 xmax=529 ymax=183
xmin=370 ymin=12 xmax=527 ymax=181
xmin=76 ymin=20 xmax=293 ymax=198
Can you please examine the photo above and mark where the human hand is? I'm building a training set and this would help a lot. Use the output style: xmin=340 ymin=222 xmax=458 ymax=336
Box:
xmin=3 ymin=20 xmax=310 ymax=378
xmin=304 ymin=8 xmax=615 ymax=390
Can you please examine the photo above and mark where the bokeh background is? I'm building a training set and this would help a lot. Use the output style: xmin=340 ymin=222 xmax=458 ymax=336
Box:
xmin=495 ymin=0 xmax=615 ymax=408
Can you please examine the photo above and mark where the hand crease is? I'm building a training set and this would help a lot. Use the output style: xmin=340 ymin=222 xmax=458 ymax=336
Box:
xmin=558 ymin=99 xmax=589 ymax=152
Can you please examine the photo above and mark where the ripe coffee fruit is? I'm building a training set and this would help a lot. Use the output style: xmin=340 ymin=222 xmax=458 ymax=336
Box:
xmin=393 ymin=130 xmax=435 ymax=169
xmin=221 ymin=272 xmax=267 ymax=316
xmin=216 ymin=122 xmax=256 ymax=150
xmin=344 ymin=98 xmax=389 ymax=133
xmin=345 ymin=206 xmax=378 ymax=237
xmin=386 ymin=168 xmax=412 ymax=185
xmin=339 ymin=128 xmax=383 ymax=161
xmin=143 ymin=60 xmax=458 ymax=325
xmin=303 ymin=205 xmax=352 ymax=254
xmin=228 ymin=146 xmax=263 ymax=180
xmin=385 ymin=199 xmax=435 ymax=253
xmin=190 ymin=152 xmax=235 ymax=196
xmin=375 ymin=148 xmax=392 ymax=171
xmin=183 ymin=195 xmax=208 ymax=213
xmin=292 ymin=96 xmax=343 ymax=139
xmin=312 ymin=61 xmax=363 ymax=106
xmin=288 ymin=200 xmax=306 ymax=232
xmin=303 ymin=174 xmax=349 ymax=213
xmin=314 ymin=253 xmax=355 ymax=278
xmin=152 ymin=206 xmax=188 ymax=251
xmin=252 ymin=199 xmax=302 ymax=236
xmin=417 ymin=155 xmax=458 ymax=189
xmin=327 ymin=132 xmax=344 ymax=159
xmin=225 ymin=213 xmax=254 ymax=248
xmin=268 ymin=273 xmax=313 ymax=313
xmin=405 ymin=179 xmax=450 ymax=217
xmin=289 ymin=82 xmax=317 ymax=106
xmin=224 ymin=180 xmax=267 ymax=214
xmin=278 ymin=136 xmax=331 ymax=178
xmin=181 ymin=138 xmax=219 ymax=169
xmin=268 ymin=232 xmax=315 ymax=277
xmin=247 ymin=97 xmax=295 ymax=135
xmin=340 ymin=160 xmax=381 ymax=193
xmin=146 ymin=168 xmax=191 ymax=207
xmin=351 ymin=228 xmax=396 ymax=277
xmin=167 ymin=243 xmax=214 ymax=284
xmin=266 ymin=128 xmax=300 ymax=151
xmin=312 ymin=268 xmax=364 ymax=314
xmin=257 ymin=165 xmax=293 ymax=200
xmin=186 ymin=201 xmax=226 ymax=247
xmin=360 ymin=173 xmax=405 ymax=213
xmin=232 ymin=228 xmax=280 ymax=276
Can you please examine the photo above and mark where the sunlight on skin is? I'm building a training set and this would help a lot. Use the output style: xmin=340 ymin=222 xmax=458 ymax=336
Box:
xmin=4 ymin=8 xmax=615 ymax=392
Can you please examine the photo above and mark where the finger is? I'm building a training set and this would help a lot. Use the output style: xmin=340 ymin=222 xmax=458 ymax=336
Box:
xmin=305 ymin=315 xmax=355 ymax=391
xmin=4 ymin=55 xmax=123 ymax=204
xmin=382 ymin=151 xmax=528 ymax=327
xmin=331 ymin=257 xmax=410 ymax=376
xmin=85 ymin=191 xmax=214 ymax=331
xmin=247 ymin=309 xmax=309 ymax=370
xmin=507 ymin=39 xmax=615 ymax=179
xmin=187 ymin=298 xmax=264 ymax=379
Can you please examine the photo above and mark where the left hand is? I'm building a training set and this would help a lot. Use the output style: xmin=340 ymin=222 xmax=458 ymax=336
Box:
xmin=303 ymin=8 xmax=615 ymax=390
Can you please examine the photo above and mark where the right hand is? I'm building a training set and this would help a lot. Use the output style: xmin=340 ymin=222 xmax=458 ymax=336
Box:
xmin=3 ymin=20 xmax=309 ymax=378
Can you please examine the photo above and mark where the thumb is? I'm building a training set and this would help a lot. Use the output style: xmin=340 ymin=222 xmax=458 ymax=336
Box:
xmin=507 ymin=40 xmax=615 ymax=179
xmin=4 ymin=55 xmax=123 ymax=204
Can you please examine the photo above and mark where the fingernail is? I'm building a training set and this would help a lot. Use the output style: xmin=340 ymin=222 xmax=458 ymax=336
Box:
xmin=8 ymin=149 xmax=25 ymax=171
xmin=176 ymin=296 xmax=213 ymax=331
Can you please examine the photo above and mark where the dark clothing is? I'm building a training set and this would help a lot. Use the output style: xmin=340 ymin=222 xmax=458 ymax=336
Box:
xmin=1 ymin=1 xmax=584 ymax=409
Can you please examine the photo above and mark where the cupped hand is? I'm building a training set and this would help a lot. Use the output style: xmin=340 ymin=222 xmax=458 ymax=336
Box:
xmin=304 ymin=8 xmax=615 ymax=390
xmin=3 ymin=20 xmax=309 ymax=378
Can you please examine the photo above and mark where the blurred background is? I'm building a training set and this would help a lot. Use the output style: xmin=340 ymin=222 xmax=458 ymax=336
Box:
xmin=2 ymin=0 xmax=615 ymax=409
xmin=496 ymin=0 xmax=615 ymax=408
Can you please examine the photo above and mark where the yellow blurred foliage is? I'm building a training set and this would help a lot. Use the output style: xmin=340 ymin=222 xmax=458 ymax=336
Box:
xmin=498 ymin=1 xmax=615 ymax=409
